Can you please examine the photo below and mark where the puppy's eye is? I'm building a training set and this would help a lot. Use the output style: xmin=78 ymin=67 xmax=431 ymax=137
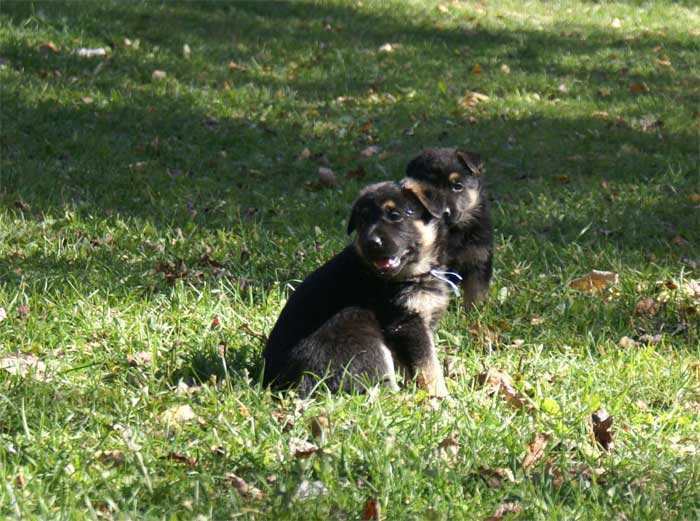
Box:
xmin=387 ymin=210 xmax=403 ymax=222
xmin=451 ymin=182 xmax=464 ymax=192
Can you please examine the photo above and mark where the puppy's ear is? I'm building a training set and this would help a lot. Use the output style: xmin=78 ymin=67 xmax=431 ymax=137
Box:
xmin=400 ymin=178 xmax=446 ymax=219
xmin=456 ymin=149 xmax=483 ymax=175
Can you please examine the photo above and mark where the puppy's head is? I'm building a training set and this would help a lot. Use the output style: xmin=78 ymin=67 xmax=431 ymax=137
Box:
xmin=402 ymin=148 xmax=484 ymax=225
xmin=348 ymin=182 xmax=441 ymax=279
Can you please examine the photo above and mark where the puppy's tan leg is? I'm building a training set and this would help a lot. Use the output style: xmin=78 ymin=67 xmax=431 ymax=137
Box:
xmin=414 ymin=341 xmax=449 ymax=397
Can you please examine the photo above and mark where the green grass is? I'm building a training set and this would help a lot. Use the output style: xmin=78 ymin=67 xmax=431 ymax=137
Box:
xmin=1 ymin=0 xmax=699 ymax=518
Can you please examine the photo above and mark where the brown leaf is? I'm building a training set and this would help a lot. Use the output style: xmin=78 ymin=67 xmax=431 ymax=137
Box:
xmin=210 ymin=316 xmax=221 ymax=329
xmin=657 ymin=55 xmax=672 ymax=66
xmin=39 ymin=41 xmax=60 ymax=53
xmin=346 ymin=165 xmax=367 ymax=180
xmin=225 ymin=472 xmax=264 ymax=499
xmin=522 ymin=432 xmax=550 ymax=470
xmin=361 ymin=496 xmax=381 ymax=520
xmin=477 ymin=368 xmax=532 ymax=410
xmin=591 ymin=408 xmax=613 ymax=450
xmin=290 ymin=438 xmax=320 ymax=458
xmin=485 ymin=502 xmax=523 ymax=520
xmin=638 ymin=333 xmax=662 ymax=345
xmin=81 ymin=96 xmax=94 ymax=105
xmin=459 ymin=91 xmax=490 ymax=108
xmin=500 ymin=64 xmax=510 ymax=74
xmin=471 ymin=64 xmax=482 ymax=74
xmin=166 ymin=452 xmax=197 ymax=467
xmin=634 ymin=297 xmax=659 ymax=316
xmin=239 ymin=323 xmax=267 ymax=342
xmin=628 ymin=82 xmax=649 ymax=94
xmin=360 ymin=145 xmax=382 ymax=157
xmin=619 ymin=336 xmax=640 ymax=348
xmin=152 ymin=70 xmax=167 ymax=80
xmin=16 ymin=304 xmax=30 ymax=316
xmin=228 ymin=61 xmax=247 ymax=71
xmin=569 ymin=270 xmax=618 ymax=292
xmin=690 ymin=193 xmax=700 ymax=204
xmin=309 ymin=414 xmax=329 ymax=439
xmin=438 ymin=431 xmax=460 ymax=461
xmin=15 ymin=473 xmax=25 ymax=489
xmin=318 ymin=167 xmax=337 ymax=187
xmin=671 ymin=235 xmax=688 ymax=247
xmin=478 ymin=466 xmax=515 ymax=488
xmin=95 ymin=449 xmax=126 ymax=465
xmin=127 ymin=351 xmax=153 ymax=367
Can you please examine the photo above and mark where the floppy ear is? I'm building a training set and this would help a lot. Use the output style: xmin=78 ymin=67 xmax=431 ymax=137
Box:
xmin=400 ymin=178 xmax=446 ymax=219
xmin=456 ymin=149 xmax=483 ymax=175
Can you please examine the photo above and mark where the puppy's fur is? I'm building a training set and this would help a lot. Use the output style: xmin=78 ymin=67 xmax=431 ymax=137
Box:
xmin=263 ymin=182 xmax=450 ymax=397
xmin=402 ymin=148 xmax=493 ymax=310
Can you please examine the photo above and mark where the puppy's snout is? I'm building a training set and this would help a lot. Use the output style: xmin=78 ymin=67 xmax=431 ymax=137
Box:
xmin=367 ymin=234 xmax=383 ymax=249
xmin=443 ymin=207 xmax=451 ymax=219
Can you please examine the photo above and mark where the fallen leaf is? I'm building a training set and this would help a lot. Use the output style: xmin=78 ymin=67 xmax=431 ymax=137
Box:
xmin=360 ymin=145 xmax=382 ymax=157
xmin=298 ymin=148 xmax=312 ymax=160
xmin=671 ymin=235 xmax=688 ymax=247
xmin=16 ymin=304 xmax=30 ymax=316
xmin=619 ymin=336 xmax=639 ymax=348
xmin=657 ymin=55 xmax=671 ymax=66
xmin=683 ymin=280 xmax=700 ymax=298
xmin=15 ymin=473 xmax=25 ymax=489
xmin=0 ymin=353 xmax=48 ymax=380
xmin=639 ymin=333 xmax=662 ymax=345
xmin=477 ymin=368 xmax=533 ymax=410
xmin=39 ymin=41 xmax=59 ymax=53
xmin=486 ymin=502 xmax=523 ymax=520
xmin=166 ymin=452 xmax=197 ymax=467
xmin=361 ymin=496 xmax=381 ymax=521
xmin=471 ymin=64 xmax=482 ymax=73
xmin=152 ymin=70 xmax=167 ymax=80
xmin=0 ymin=307 xmax=6 ymax=322
xmin=162 ymin=404 xmax=196 ymax=425
xmin=318 ymin=167 xmax=337 ymax=187
xmin=309 ymin=414 xmax=329 ymax=439
xmin=592 ymin=111 xmax=609 ymax=118
xmin=378 ymin=43 xmax=400 ymax=53
xmin=459 ymin=91 xmax=490 ymax=107
xmin=228 ymin=60 xmax=246 ymax=71
xmin=346 ymin=166 xmax=366 ymax=179
xmin=569 ymin=270 xmax=618 ymax=292
xmin=478 ymin=466 xmax=515 ymax=488
xmin=629 ymin=82 xmax=649 ymax=94
xmin=81 ymin=96 xmax=94 ymax=104
xmin=95 ymin=449 xmax=126 ymax=465
xmin=438 ymin=431 xmax=460 ymax=461
xmin=690 ymin=193 xmax=700 ymax=203
xmin=290 ymin=438 xmax=320 ymax=458
xmin=557 ymin=175 xmax=570 ymax=182
xmin=500 ymin=64 xmax=511 ymax=74
xmin=127 ymin=351 xmax=153 ymax=367
xmin=634 ymin=297 xmax=659 ymax=316
xmin=522 ymin=432 xmax=550 ymax=469
xmin=294 ymin=479 xmax=328 ymax=499
xmin=77 ymin=47 xmax=107 ymax=57
xmin=591 ymin=408 xmax=613 ymax=450
xmin=226 ymin=472 xmax=264 ymax=499
xmin=239 ymin=323 xmax=267 ymax=341
xmin=182 ymin=43 xmax=191 ymax=58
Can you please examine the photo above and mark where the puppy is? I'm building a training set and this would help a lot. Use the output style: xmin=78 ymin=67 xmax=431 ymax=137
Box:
xmin=263 ymin=181 xmax=451 ymax=397
xmin=402 ymin=148 xmax=493 ymax=310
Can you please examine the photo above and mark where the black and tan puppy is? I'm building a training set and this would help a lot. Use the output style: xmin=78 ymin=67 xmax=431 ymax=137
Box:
xmin=402 ymin=148 xmax=493 ymax=310
xmin=263 ymin=182 xmax=450 ymax=397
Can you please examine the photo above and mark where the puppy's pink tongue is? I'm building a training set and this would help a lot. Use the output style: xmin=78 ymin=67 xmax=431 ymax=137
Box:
xmin=374 ymin=257 xmax=398 ymax=269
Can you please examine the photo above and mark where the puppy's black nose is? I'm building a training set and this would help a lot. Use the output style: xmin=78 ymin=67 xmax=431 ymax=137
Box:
xmin=368 ymin=235 xmax=383 ymax=248
xmin=443 ymin=208 xmax=451 ymax=219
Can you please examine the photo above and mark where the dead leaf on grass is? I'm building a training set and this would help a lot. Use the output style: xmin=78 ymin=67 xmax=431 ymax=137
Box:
xmin=0 ymin=307 xmax=6 ymax=322
xmin=629 ymin=82 xmax=649 ymax=94
xmin=39 ymin=41 xmax=60 ymax=53
xmin=619 ymin=336 xmax=640 ymax=348
xmin=318 ymin=167 xmax=337 ymax=187
xmin=95 ymin=449 xmax=126 ymax=465
xmin=360 ymin=145 xmax=382 ymax=157
xmin=309 ymin=414 xmax=329 ymax=439
xmin=471 ymin=64 xmax=482 ymax=74
xmin=162 ymin=404 xmax=196 ymax=426
xmin=16 ymin=304 xmax=30 ymax=317
xmin=151 ymin=70 xmax=167 ymax=80
xmin=500 ymin=64 xmax=510 ymax=74
xmin=438 ymin=431 xmax=460 ymax=462
xmin=476 ymin=368 xmax=533 ymax=410
xmin=459 ymin=91 xmax=490 ymax=108
xmin=669 ymin=436 xmax=697 ymax=456
xmin=361 ymin=496 xmax=382 ymax=520
xmin=591 ymin=408 xmax=613 ymax=450
xmin=522 ymin=432 xmax=550 ymax=470
xmin=290 ymin=438 xmax=320 ymax=459
xmin=226 ymin=472 xmax=264 ymax=499
xmin=634 ymin=297 xmax=659 ymax=316
xmin=166 ymin=451 xmax=197 ymax=467
xmin=0 ymin=353 xmax=49 ymax=380
xmin=127 ymin=351 xmax=153 ymax=368
xmin=478 ymin=466 xmax=515 ymax=488
xmin=485 ymin=502 xmax=523 ymax=520
xmin=569 ymin=270 xmax=618 ymax=292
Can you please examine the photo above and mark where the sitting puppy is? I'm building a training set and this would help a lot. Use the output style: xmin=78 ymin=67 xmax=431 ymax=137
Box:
xmin=402 ymin=148 xmax=493 ymax=310
xmin=263 ymin=181 xmax=451 ymax=397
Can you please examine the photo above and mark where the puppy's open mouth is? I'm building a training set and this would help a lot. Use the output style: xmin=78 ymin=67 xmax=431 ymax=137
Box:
xmin=371 ymin=249 xmax=410 ymax=272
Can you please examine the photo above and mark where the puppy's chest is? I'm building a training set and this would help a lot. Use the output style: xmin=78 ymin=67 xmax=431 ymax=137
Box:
xmin=397 ymin=283 xmax=449 ymax=325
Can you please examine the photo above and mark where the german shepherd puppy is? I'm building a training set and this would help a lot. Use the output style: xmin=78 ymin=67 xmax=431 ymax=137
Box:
xmin=263 ymin=182 xmax=450 ymax=397
xmin=402 ymin=148 xmax=493 ymax=310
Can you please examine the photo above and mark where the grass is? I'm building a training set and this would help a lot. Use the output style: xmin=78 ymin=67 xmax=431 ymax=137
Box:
xmin=1 ymin=0 xmax=699 ymax=518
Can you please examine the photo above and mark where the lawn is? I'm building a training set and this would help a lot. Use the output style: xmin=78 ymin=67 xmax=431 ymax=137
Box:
xmin=1 ymin=0 xmax=699 ymax=519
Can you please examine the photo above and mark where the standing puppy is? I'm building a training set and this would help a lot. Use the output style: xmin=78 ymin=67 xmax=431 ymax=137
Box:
xmin=263 ymin=182 xmax=451 ymax=397
xmin=402 ymin=148 xmax=493 ymax=310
